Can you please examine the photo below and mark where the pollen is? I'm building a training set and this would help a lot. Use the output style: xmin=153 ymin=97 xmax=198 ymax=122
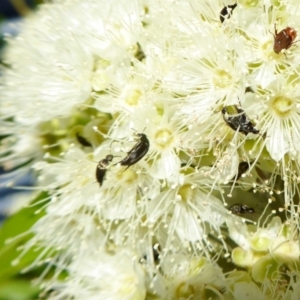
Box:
xmin=240 ymin=0 xmax=259 ymax=8
xmin=154 ymin=128 xmax=174 ymax=149
xmin=125 ymin=89 xmax=142 ymax=106
xmin=178 ymin=184 xmax=193 ymax=203
xmin=119 ymin=276 xmax=137 ymax=295
xmin=175 ymin=282 xmax=195 ymax=299
xmin=269 ymin=96 xmax=295 ymax=118
xmin=116 ymin=168 xmax=138 ymax=184
xmin=213 ymin=69 xmax=233 ymax=89
xmin=261 ymin=40 xmax=278 ymax=60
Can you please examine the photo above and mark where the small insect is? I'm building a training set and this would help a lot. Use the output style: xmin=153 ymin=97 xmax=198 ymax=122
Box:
xmin=221 ymin=105 xmax=259 ymax=136
xmin=96 ymin=155 xmax=114 ymax=186
xmin=140 ymin=244 xmax=161 ymax=264
xmin=134 ymin=42 xmax=146 ymax=61
xmin=270 ymin=24 xmax=297 ymax=54
xmin=220 ymin=3 xmax=237 ymax=23
xmin=245 ymin=86 xmax=254 ymax=93
xmin=152 ymin=243 xmax=161 ymax=263
xmin=231 ymin=162 xmax=249 ymax=181
xmin=76 ymin=132 xmax=92 ymax=147
xmin=116 ymin=132 xmax=150 ymax=170
xmin=229 ymin=203 xmax=255 ymax=215
xmin=235 ymin=161 xmax=252 ymax=181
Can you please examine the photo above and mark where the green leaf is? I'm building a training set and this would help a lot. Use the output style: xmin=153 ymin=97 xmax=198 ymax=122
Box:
xmin=0 ymin=279 xmax=40 ymax=300
xmin=0 ymin=192 xmax=48 ymax=280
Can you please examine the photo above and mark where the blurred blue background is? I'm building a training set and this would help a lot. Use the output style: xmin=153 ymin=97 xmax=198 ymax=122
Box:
xmin=0 ymin=0 xmax=40 ymax=223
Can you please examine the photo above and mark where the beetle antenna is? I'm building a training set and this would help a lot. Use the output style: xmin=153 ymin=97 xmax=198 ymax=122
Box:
xmin=130 ymin=126 xmax=147 ymax=133
xmin=268 ymin=29 xmax=275 ymax=38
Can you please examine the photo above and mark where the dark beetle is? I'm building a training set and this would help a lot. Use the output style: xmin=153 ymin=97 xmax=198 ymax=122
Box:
xmin=76 ymin=132 xmax=92 ymax=147
xmin=222 ymin=105 xmax=259 ymax=136
xmin=220 ymin=3 xmax=237 ymax=23
xmin=96 ymin=155 xmax=114 ymax=186
xmin=116 ymin=133 xmax=150 ymax=170
xmin=234 ymin=161 xmax=252 ymax=181
xmin=229 ymin=203 xmax=255 ymax=215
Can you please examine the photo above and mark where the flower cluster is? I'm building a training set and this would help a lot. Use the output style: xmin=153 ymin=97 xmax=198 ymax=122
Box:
xmin=1 ymin=0 xmax=300 ymax=298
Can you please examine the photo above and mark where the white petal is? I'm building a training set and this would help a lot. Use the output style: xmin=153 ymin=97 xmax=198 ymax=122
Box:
xmin=266 ymin=120 xmax=289 ymax=161
xmin=226 ymin=218 xmax=251 ymax=250
xmin=233 ymin=282 xmax=264 ymax=300
xmin=102 ymin=190 xmax=136 ymax=220
xmin=148 ymin=191 xmax=172 ymax=224
xmin=210 ymin=146 xmax=240 ymax=183
xmin=174 ymin=203 xmax=204 ymax=242
xmin=150 ymin=151 xmax=181 ymax=180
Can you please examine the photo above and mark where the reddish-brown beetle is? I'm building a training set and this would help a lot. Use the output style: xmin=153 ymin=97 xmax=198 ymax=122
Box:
xmin=270 ymin=24 xmax=297 ymax=54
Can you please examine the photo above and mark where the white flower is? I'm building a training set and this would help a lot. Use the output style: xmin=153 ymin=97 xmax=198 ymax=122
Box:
xmin=49 ymin=248 xmax=146 ymax=300
xmin=229 ymin=270 xmax=300 ymax=300
xmin=108 ymin=104 xmax=186 ymax=180
xmin=234 ymin=2 xmax=300 ymax=88
xmin=0 ymin=121 xmax=42 ymax=185
xmin=243 ymin=76 xmax=300 ymax=161
xmin=93 ymin=63 xmax=161 ymax=114
xmin=0 ymin=0 xmax=148 ymax=125
xmin=0 ymin=128 xmax=41 ymax=171
xmin=160 ymin=31 xmax=249 ymax=124
xmin=153 ymin=254 xmax=227 ymax=300
xmin=147 ymin=170 xmax=227 ymax=249
xmin=229 ymin=216 xmax=300 ymax=270
xmin=94 ymin=142 xmax=161 ymax=220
